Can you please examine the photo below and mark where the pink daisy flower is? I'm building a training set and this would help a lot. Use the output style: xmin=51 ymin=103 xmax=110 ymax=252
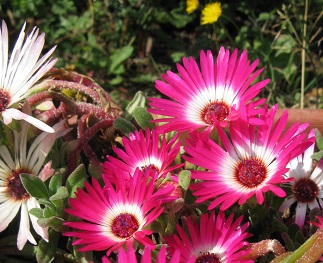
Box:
xmin=0 ymin=20 xmax=57 ymax=133
xmin=184 ymin=105 xmax=315 ymax=210
xmin=148 ymin=46 xmax=270 ymax=133
xmin=64 ymin=168 xmax=175 ymax=256
xmin=164 ymin=211 xmax=252 ymax=262
xmin=102 ymin=128 xmax=183 ymax=184
xmin=279 ymin=129 xmax=323 ymax=229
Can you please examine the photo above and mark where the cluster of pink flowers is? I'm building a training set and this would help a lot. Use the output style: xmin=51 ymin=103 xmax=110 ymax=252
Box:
xmin=63 ymin=45 xmax=321 ymax=261
xmin=1 ymin=20 xmax=323 ymax=262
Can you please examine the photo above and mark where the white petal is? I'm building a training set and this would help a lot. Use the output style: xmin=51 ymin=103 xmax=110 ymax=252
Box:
xmin=2 ymin=108 xmax=55 ymax=133
xmin=0 ymin=199 xmax=21 ymax=232
xmin=27 ymin=198 xmax=48 ymax=242
xmin=17 ymin=202 xmax=36 ymax=250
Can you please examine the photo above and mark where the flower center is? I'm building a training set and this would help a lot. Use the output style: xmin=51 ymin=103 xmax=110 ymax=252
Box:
xmin=293 ymin=178 xmax=319 ymax=203
xmin=195 ymin=252 xmax=220 ymax=263
xmin=140 ymin=164 xmax=159 ymax=175
xmin=6 ymin=169 xmax=32 ymax=200
xmin=111 ymin=213 xmax=139 ymax=238
xmin=201 ymin=101 xmax=230 ymax=124
xmin=235 ymin=158 xmax=267 ymax=188
xmin=0 ymin=89 xmax=10 ymax=113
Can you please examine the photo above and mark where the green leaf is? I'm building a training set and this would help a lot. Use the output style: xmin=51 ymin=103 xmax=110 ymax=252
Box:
xmin=36 ymin=229 xmax=59 ymax=263
xmin=109 ymin=75 xmax=124 ymax=86
xmin=48 ymin=173 xmax=62 ymax=196
xmin=49 ymin=186 xmax=69 ymax=201
xmin=29 ymin=208 xmax=44 ymax=219
xmin=113 ymin=118 xmax=137 ymax=137
xmin=20 ymin=174 xmax=49 ymax=199
xmin=73 ymin=242 xmax=94 ymax=263
xmin=316 ymin=129 xmax=323 ymax=151
xmin=125 ymin=91 xmax=147 ymax=120
xmin=38 ymin=216 xmax=67 ymax=232
xmin=178 ymin=170 xmax=191 ymax=190
xmin=43 ymin=206 xmax=56 ymax=218
xmin=108 ymin=45 xmax=134 ymax=74
xmin=66 ymin=164 xmax=88 ymax=198
xmin=133 ymin=106 xmax=154 ymax=129
xmin=312 ymin=150 xmax=323 ymax=162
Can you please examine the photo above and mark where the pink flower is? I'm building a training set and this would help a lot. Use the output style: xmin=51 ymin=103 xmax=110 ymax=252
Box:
xmin=148 ymin=46 xmax=270 ymax=133
xmin=312 ymin=215 xmax=323 ymax=229
xmin=0 ymin=21 xmax=57 ymax=133
xmin=102 ymin=128 xmax=183 ymax=184
xmin=184 ymin=105 xmax=315 ymax=210
xmin=279 ymin=129 xmax=323 ymax=229
xmin=64 ymin=168 xmax=175 ymax=256
xmin=164 ymin=211 xmax=252 ymax=262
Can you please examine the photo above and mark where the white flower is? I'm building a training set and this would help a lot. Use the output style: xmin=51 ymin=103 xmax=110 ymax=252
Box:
xmin=0 ymin=20 xmax=57 ymax=133
xmin=0 ymin=119 xmax=70 ymax=250
xmin=279 ymin=129 xmax=323 ymax=228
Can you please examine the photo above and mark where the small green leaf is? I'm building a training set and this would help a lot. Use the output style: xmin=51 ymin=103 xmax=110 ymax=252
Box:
xmin=133 ymin=106 xmax=154 ymax=129
xmin=36 ymin=229 xmax=59 ymax=263
xmin=43 ymin=206 xmax=57 ymax=218
xmin=38 ymin=216 xmax=67 ymax=232
xmin=49 ymin=186 xmax=69 ymax=201
xmin=20 ymin=174 xmax=49 ymax=199
xmin=73 ymin=242 xmax=94 ymax=263
xmin=108 ymin=45 xmax=134 ymax=74
xmin=316 ymin=129 xmax=323 ymax=151
xmin=125 ymin=91 xmax=147 ymax=120
xmin=29 ymin=208 xmax=44 ymax=219
xmin=178 ymin=170 xmax=191 ymax=190
xmin=66 ymin=164 xmax=88 ymax=198
xmin=113 ymin=118 xmax=137 ymax=137
xmin=49 ymin=173 xmax=62 ymax=196
xmin=312 ymin=150 xmax=323 ymax=162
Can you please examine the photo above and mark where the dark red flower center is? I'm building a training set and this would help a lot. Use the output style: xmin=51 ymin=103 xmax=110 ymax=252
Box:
xmin=0 ymin=90 xmax=10 ymax=113
xmin=195 ymin=252 xmax=220 ymax=263
xmin=235 ymin=158 xmax=267 ymax=188
xmin=293 ymin=178 xmax=319 ymax=203
xmin=111 ymin=213 xmax=139 ymax=238
xmin=140 ymin=164 xmax=159 ymax=175
xmin=201 ymin=101 xmax=230 ymax=124
xmin=6 ymin=168 xmax=32 ymax=200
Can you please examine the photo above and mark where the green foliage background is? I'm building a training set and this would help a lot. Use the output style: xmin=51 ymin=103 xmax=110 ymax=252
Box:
xmin=0 ymin=0 xmax=322 ymax=108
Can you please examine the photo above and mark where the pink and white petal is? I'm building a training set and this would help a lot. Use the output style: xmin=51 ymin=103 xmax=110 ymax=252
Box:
xmin=17 ymin=202 xmax=36 ymax=250
xmin=279 ymin=197 xmax=296 ymax=213
xmin=0 ymin=199 xmax=21 ymax=232
xmin=2 ymin=108 xmax=54 ymax=133
xmin=295 ymin=203 xmax=308 ymax=228
xmin=27 ymin=198 xmax=48 ymax=242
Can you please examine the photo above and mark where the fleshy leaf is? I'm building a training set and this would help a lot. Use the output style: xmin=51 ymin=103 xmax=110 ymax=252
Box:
xmin=113 ymin=117 xmax=137 ymax=137
xmin=29 ymin=208 xmax=44 ymax=219
xmin=125 ymin=91 xmax=146 ymax=119
xmin=36 ymin=229 xmax=59 ymax=263
xmin=20 ymin=174 xmax=49 ymax=199
xmin=315 ymin=129 xmax=323 ymax=151
xmin=66 ymin=164 xmax=88 ymax=198
xmin=49 ymin=186 xmax=69 ymax=201
xmin=178 ymin=170 xmax=191 ymax=190
xmin=133 ymin=106 xmax=154 ymax=129
xmin=38 ymin=216 xmax=67 ymax=232
xmin=49 ymin=173 xmax=63 ymax=196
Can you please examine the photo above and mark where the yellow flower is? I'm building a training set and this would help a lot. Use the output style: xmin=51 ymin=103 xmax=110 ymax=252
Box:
xmin=201 ymin=2 xmax=222 ymax=25
xmin=186 ymin=0 xmax=199 ymax=14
